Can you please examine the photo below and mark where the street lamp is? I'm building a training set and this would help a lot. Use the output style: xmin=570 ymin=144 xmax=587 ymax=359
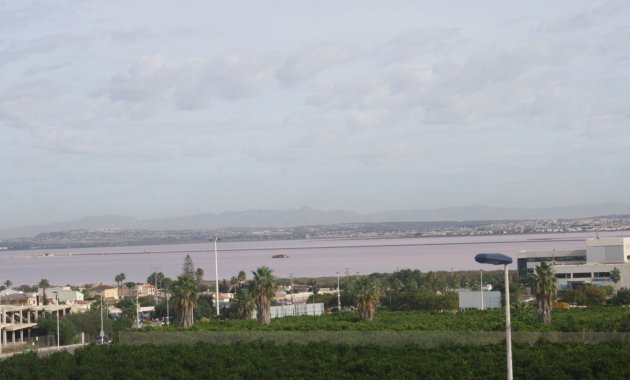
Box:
xmin=336 ymin=272 xmax=341 ymax=311
xmin=166 ymin=291 xmax=170 ymax=325
xmin=56 ymin=309 xmax=60 ymax=351
xmin=475 ymin=253 xmax=513 ymax=380
xmin=213 ymin=237 xmax=220 ymax=316
xmin=99 ymin=291 xmax=105 ymax=343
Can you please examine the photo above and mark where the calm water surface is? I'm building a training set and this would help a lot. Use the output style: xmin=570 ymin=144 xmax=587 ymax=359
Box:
xmin=2 ymin=232 xmax=627 ymax=285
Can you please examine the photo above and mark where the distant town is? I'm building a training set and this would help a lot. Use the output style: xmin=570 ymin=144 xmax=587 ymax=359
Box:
xmin=2 ymin=214 xmax=629 ymax=251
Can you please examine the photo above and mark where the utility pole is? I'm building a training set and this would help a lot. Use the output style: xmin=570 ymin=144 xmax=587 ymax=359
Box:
xmin=336 ymin=272 xmax=341 ymax=311
xmin=214 ymin=237 xmax=220 ymax=316
xmin=289 ymin=273 xmax=294 ymax=304
xmin=56 ymin=310 xmax=60 ymax=351
xmin=99 ymin=292 xmax=105 ymax=342
xmin=480 ymin=269 xmax=484 ymax=311
xmin=166 ymin=292 xmax=170 ymax=325
xmin=136 ymin=290 xmax=140 ymax=327
xmin=151 ymin=268 xmax=158 ymax=304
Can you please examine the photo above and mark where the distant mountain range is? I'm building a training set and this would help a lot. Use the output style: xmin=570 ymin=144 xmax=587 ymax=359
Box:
xmin=2 ymin=203 xmax=630 ymax=240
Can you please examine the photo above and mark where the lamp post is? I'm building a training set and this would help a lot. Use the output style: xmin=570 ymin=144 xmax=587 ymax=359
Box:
xmin=480 ymin=269 xmax=484 ymax=311
xmin=214 ymin=237 xmax=220 ymax=316
xmin=151 ymin=268 xmax=159 ymax=304
xmin=336 ymin=272 xmax=341 ymax=311
xmin=136 ymin=290 xmax=140 ymax=328
xmin=475 ymin=253 xmax=513 ymax=380
xmin=99 ymin=291 xmax=105 ymax=343
xmin=166 ymin=291 xmax=170 ymax=325
xmin=56 ymin=309 xmax=60 ymax=351
xmin=0 ymin=306 xmax=3 ymax=356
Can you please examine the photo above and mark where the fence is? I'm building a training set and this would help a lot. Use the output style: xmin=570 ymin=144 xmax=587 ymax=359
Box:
xmin=270 ymin=303 xmax=325 ymax=319
xmin=0 ymin=333 xmax=88 ymax=355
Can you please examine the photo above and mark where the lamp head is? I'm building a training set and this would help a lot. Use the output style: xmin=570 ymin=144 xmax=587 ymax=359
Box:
xmin=475 ymin=253 xmax=513 ymax=265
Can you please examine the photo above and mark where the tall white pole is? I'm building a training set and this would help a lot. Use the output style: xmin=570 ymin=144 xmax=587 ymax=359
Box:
xmin=214 ymin=237 xmax=220 ymax=316
xmin=136 ymin=291 xmax=140 ymax=327
xmin=99 ymin=292 xmax=104 ymax=341
xmin=166 ymin=292 xmax=170 ymax=325
xmin=289 ymin=273 xmax=294 ymax=304
xmin=504 ymin=264 xmax=513 ymax=380
xmin=56 ymin=310 xmax=60 ymax=351
xmin=336 ymin=272 xmax=341 ymax=311
xmin=153 ymin=269 xmax=158 ymax=304
xmin=0 ymin=306 xmax=3 ymax=356
xmin=480 ymin=269 xmax=484 ymax=311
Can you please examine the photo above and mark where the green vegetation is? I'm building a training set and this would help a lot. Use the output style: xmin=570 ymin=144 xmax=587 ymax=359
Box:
xmin=3 ymin=341 xmax=630 ymax=379
xmin=252 ymin=266 xmax=277 ymax=325
xmin=172 ymin=274 xmax=199 ymax=327
xmin=134 ymin=308 xmax=630 ymax=333
xmin=530 ymin=262 xmax=556 ymax=324
xmin=351 ymin=276 xmax=381 ymax=321
xmin=37 ymin=278 xmax=49 ymax=305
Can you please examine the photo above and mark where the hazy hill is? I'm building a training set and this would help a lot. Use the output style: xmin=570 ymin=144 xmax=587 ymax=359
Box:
xmin=2 ymin=203 xmax=630 ymax=240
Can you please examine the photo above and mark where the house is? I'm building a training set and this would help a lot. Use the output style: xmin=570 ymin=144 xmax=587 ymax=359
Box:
xmin=72 ymin=300 xmax=93 ymax=313
xmin=135 ymin=283 xmax=156 ymax=297
xmin=0 ymin=289 xmax=37 ymax=306
xmin=42 ymin=287 xmax=84 ymax=304
xmin=88 ymin=284 xmax=119 ymax=301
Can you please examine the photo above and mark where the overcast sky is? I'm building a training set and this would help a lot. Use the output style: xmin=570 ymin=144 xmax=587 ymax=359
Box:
xmin=1 ymin=1 xmax=629 ymax=229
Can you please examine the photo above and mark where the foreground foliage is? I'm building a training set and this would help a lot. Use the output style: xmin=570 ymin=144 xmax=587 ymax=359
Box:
xmin=2 ymin=341 xmax=630 ymax=379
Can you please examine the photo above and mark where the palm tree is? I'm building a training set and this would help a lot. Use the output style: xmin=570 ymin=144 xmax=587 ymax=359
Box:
xmin=352 ymin=276 xmax=381 ymax=321
xmin=115 ymin=273 xmax=126 ymax=298
xmin=237 ymin=270 xmax=247 ymax=284
xmin=530 ymin=261 xmax=557 ymax=324
xmin=385 ymin=276 xmax=403 ymax=307
xmin=172 ymin=274 xmax=199 ymax=327
xmin=4 ymin=279 xmax=12 ymax=290
xmin=232 ymin=287 xmax=255 ymax=319
xmin=195 ymin=268 xmax=204 ymax=284
xmin=251 ymin=266 xmax=276 ymax=325
xmin=38 ymin=278 xmax=50 ymax=305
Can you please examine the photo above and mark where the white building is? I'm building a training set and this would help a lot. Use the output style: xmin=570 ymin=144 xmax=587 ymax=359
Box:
xmin=41 ymin=286 xmax=84 ymax=304
xmin=518 ymin=236 xmax=630 ymax=290
xmin=458 ymin=290 xmax=502 ymax=310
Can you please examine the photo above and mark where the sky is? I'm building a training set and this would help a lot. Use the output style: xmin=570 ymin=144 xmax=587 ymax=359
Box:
xmin=1 ymin=1 xmax=629 ymax=229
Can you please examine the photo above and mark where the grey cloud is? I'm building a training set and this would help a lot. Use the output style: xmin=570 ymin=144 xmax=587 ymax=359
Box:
xmin=538 ymin=0 xmax=630 ymax=33
xmin=375 ymin=28 xmax=460 ymax=63
xmin=109 ymin=52 xmax=276 ymax=109
xmin=0 ymin=33 xmax=81 ymax=69
xmin=109 ymin=27 xmax=154 ymax=44
xmin=277 ymin=42 xmax=363 ymax=87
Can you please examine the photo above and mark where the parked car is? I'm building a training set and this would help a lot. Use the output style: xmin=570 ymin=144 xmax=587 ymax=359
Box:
xmin=96 ymin=335 xmax=111 ymax=345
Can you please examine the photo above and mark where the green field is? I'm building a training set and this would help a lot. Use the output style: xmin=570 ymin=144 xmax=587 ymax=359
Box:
xmin=5 ymin=308 xmax=630 ymax=379
xmin=3 ymin=341 xmax=630 ymax=379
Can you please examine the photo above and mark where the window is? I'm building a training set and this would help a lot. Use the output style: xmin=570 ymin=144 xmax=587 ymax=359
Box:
xmin=526 ymin=255 xmax=585 ymax=263
xmin=527 ymin=257 xmax=553 ymax=262
xmin=555 ymin=256 xmax=586 ymax=262
xmin=555 ymin=273 xmax=571 ymax=278
xmin=593 ymin=272 xmax=611 ymax=278
xmin=573 ymin=272 xmax=591 ymax=278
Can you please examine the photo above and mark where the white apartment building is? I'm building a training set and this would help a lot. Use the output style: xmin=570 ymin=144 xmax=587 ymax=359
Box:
xmin=518 ymin=236 xmax=630 ymax=290
xmin=40 ymin=286 xmax=84 ymax=304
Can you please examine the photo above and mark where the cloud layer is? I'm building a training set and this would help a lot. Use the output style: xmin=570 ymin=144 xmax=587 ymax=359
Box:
xmin=1 ymin=1 xmax=629 ymax=227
